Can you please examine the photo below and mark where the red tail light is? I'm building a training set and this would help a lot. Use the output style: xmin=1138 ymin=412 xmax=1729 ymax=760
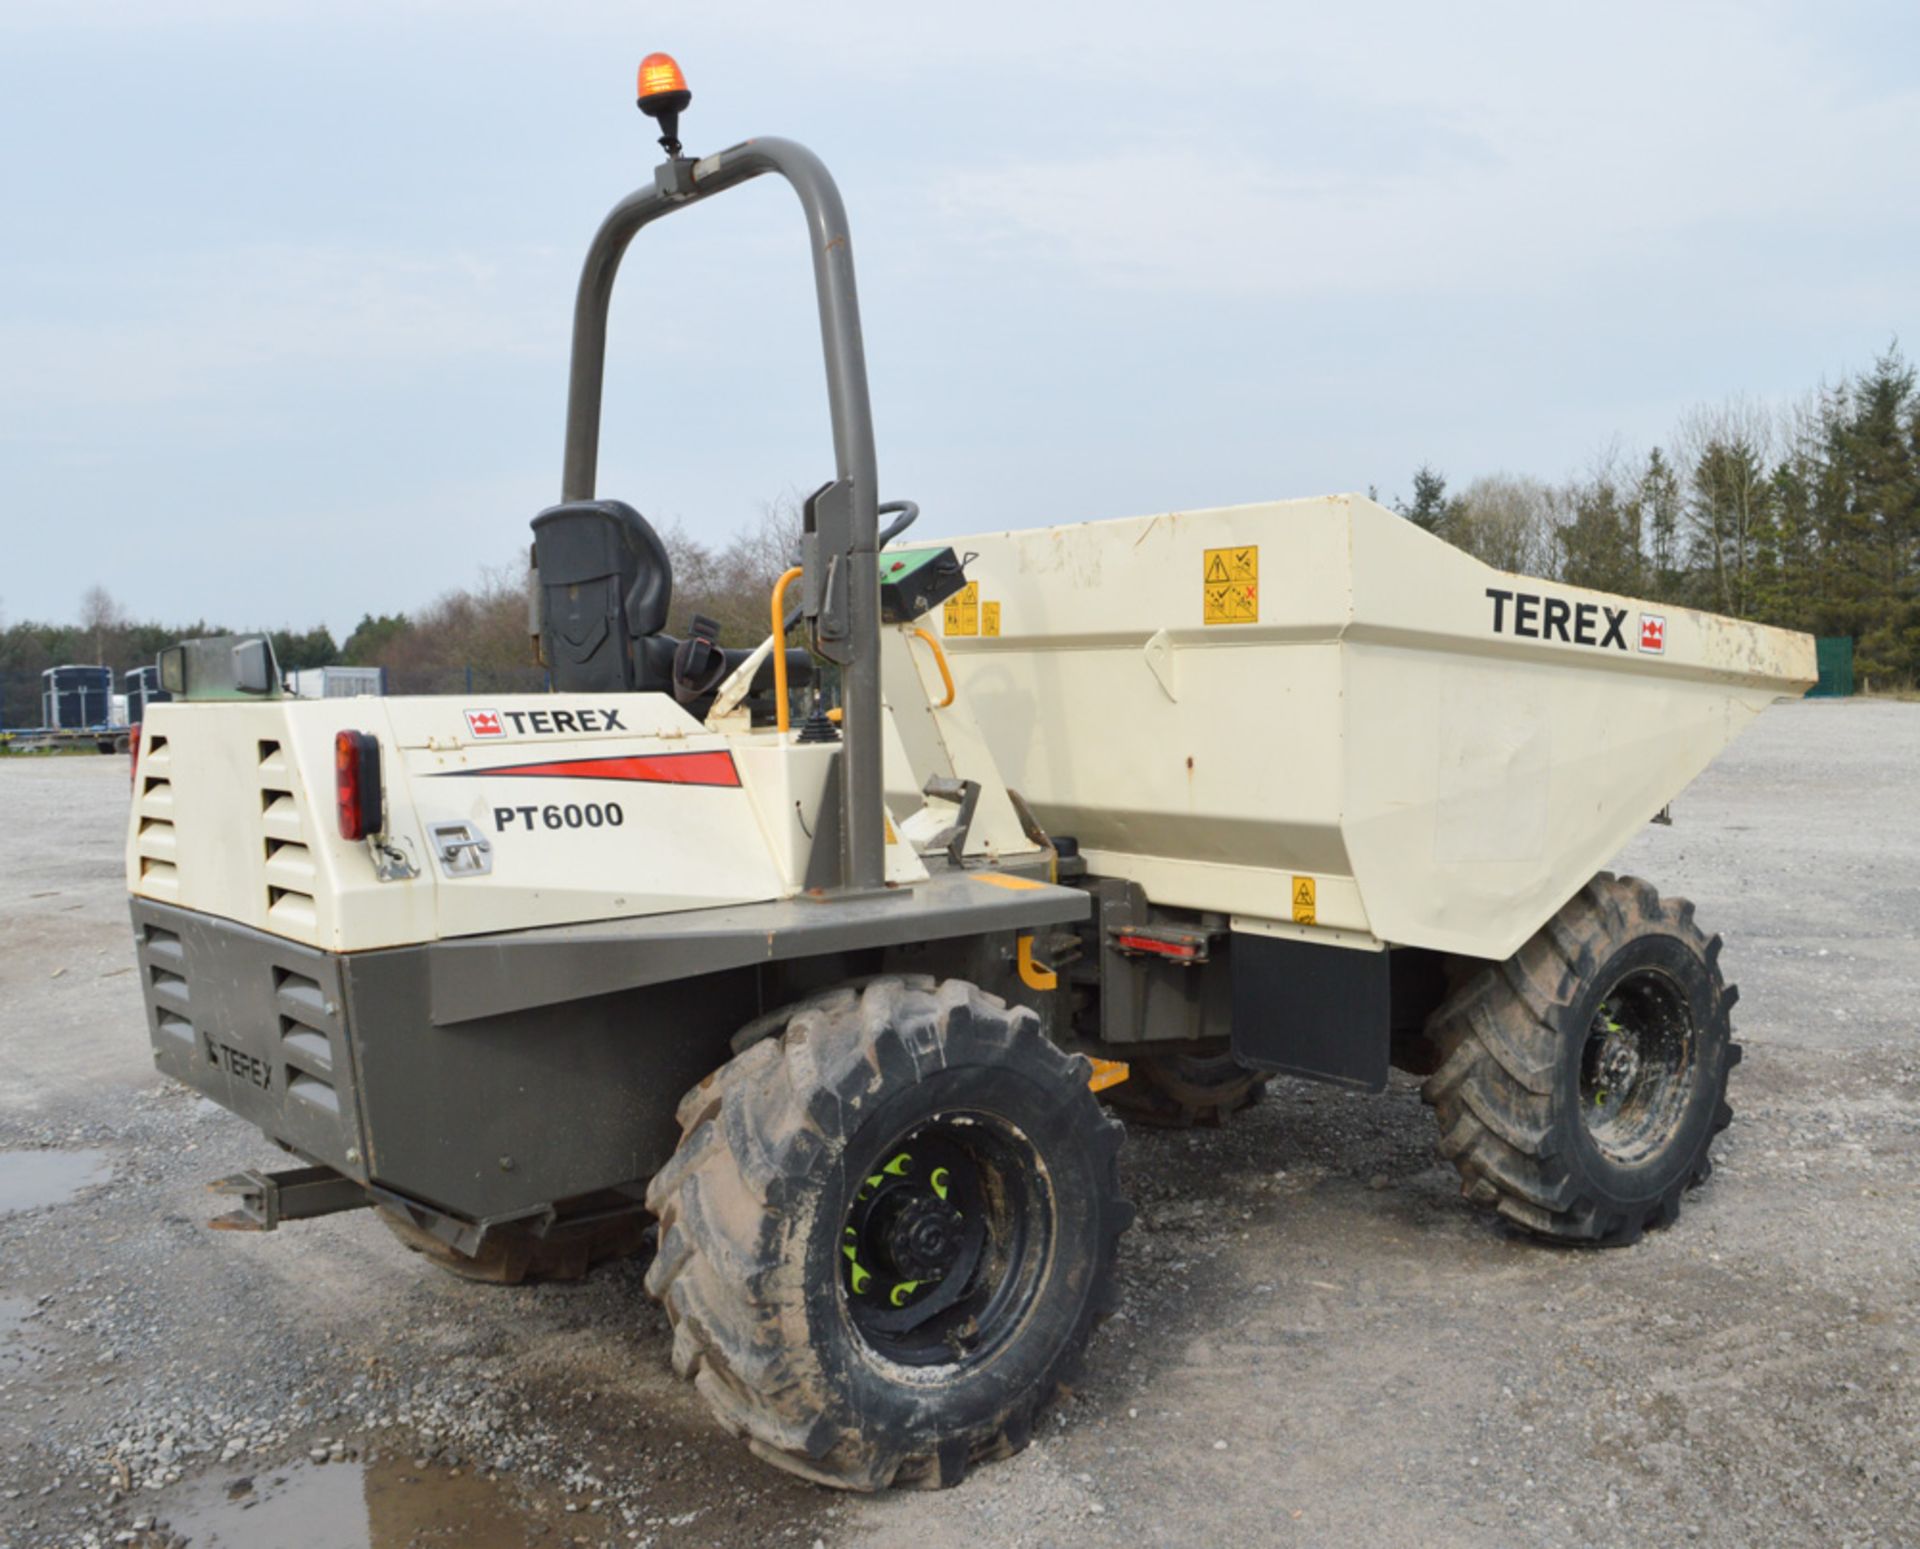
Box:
xmin=335 ymin=730 xmax=384 ymax=841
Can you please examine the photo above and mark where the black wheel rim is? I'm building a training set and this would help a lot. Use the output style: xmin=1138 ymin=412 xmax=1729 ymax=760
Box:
xmin=1579 ymin=967 xmax=1700 ymax=1165
xmin=839 ymin=1113 xmax=1051 ymax=1369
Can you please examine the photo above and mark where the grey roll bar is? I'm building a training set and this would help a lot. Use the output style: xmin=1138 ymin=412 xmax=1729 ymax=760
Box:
xmin=559 ymin=139 xmax=886 ymax=895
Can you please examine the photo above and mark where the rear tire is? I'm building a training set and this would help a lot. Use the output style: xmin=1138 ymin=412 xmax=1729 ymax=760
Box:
xmin=376 ymin=1198 xmax=648 ymax=1285
xmin=644 ymin=976 xmax=1131 ymax=1490
xmin=1421 ymin=873 xmax=1738 ymax=1247
xmin=1104 ymin=1051 xmax=1267 ymax=1128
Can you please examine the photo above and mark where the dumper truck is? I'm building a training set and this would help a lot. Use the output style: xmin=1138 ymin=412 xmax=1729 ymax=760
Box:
xmin=124 ymin=54 xmax=1816 ymax=1491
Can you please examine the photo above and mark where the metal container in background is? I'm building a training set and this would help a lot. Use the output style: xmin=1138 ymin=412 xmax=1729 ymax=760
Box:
xmin=285 ymin=665 xmax=387 ymax=699
xmin=1811 ymin=635 xmax=1855 ymax=698
xmin=126 ymin=665 xmax=172 ymax=726
xmin=40 ymin=665 xmax=113 ymax=729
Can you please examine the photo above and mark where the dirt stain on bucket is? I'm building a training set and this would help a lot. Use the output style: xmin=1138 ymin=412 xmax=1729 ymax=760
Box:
xmin=158 ymin=1455 xmax=599 ymax=1548
xmin=0 ymin=1148 xmax=111 ymax=1213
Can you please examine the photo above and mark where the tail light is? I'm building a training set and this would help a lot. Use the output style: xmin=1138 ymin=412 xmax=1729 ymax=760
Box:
xmin=335 ymin=730 xmax=384 ymax=841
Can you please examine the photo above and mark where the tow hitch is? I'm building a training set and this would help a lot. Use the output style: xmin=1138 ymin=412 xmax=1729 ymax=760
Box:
xmin=207 ymin=1165 xmax=371 ymax=1232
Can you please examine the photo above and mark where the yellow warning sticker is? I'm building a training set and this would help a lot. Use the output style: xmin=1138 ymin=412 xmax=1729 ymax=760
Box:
xmin=944 ymin=581 xmax=979 ymax=637
xmin=1291 ymin=875 xmax=1317 ymax=925
xmin=981 ymin=601 xmax=1001 ymax=637
xmin=1203 ymin=546 xmax=1259 ymax=625
xmin=971 ymin=870 xmax=1046 ymax=891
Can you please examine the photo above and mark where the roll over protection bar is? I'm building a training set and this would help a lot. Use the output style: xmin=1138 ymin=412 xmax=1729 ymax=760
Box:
xmin=559 ymin=140 xmax=888 ymax=895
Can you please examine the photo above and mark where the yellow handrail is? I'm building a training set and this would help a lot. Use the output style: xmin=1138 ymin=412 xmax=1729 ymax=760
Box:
xmin=910 ymin=627 xmax=956 ymax=708
xmin=771 ymin=566 xmax=804 ymax=733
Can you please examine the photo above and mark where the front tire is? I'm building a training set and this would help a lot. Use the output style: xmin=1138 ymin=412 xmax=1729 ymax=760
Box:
xmin=644 ymin=976 xmax=1131 ymax=1490
xmin=1421 ymin=874 xmax=1738 ymax=1246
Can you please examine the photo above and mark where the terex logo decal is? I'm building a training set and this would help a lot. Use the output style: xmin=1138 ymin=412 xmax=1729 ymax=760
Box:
xmin=1486 ymin=588 xmax=1629 ymax=651
xmin=463 ymin=708 xmax=628 ymax=737
xmin=205 ymin=1033 xmax=272 ymax=1090
xmin=1639 ymin=614 xmax=1667 ymax=654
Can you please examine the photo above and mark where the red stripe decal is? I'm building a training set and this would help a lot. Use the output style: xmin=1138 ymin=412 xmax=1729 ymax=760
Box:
xmin=443 ymin=750 xmax=740 ymax=787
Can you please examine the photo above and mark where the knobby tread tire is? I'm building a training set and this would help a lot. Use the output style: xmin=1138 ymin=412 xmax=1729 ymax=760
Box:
xmin=1104 ymin=1051 xmax=1268 ymax=1129
xmin=376 ymin=1203 xmax=649 ymax=1286
xmin=643 ymin=976 xmax=1132 ymax=1491
xmin=1420 ymin=873 xmax=1739 ymax=1247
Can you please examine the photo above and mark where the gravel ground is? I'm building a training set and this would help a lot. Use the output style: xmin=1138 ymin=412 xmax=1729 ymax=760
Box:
xmin=0 ymin=698 xmax=1916 ymax=1549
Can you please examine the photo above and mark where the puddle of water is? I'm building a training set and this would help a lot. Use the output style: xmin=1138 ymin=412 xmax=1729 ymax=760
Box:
xmin=0 ymin=1148 xmax=111 ymax=1213
xmin=160 ymin=1454 xmax=594 ymax=1548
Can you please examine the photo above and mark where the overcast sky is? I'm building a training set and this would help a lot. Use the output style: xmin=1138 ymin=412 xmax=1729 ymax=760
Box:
xmin=3 ymin=1 xmax=1916 ymax=637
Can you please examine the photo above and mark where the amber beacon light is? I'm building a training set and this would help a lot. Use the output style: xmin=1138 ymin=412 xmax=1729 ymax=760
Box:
xmin=636 ymin=52 xmax=692 ymax=157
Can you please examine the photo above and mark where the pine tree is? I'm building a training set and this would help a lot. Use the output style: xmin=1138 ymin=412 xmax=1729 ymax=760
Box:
xmin=1641 ymin=448 xmax=1683 ymax=600
xmin=1395 ymin=465 xmax=1452 ymax=535
xmin=1557 ymin=464 xmax=1644 ymax=596
xmin=1834 ymin=346 xmax=1919 ymax=680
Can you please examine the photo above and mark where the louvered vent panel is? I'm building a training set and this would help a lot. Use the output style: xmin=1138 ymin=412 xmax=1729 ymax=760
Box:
xmin=274 ymin=966 xmax=339 ymax=1105
xmin=153 ymin=1010 xmax=195 ymax=1053
xmin=137 ymin=735 xmax=179 ymax=897
xmin=256 ymin=740 xmax=318 ymax=939
xmin=142 ymin=924 xmax=192 ymax=1029
xmin=261 ymin=791 xmax=305 ymax=841
xmin=263 ymin=838 xmax=317 ymax=892
xmin=266 ymin=888 xmax=319 ymax=932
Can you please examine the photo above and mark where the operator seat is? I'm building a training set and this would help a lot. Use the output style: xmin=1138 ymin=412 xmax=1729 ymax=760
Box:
xmin=529 ymin=498 xmax=814 ymax=711
xmin=530 ymin=499 xmax=673 ymax=693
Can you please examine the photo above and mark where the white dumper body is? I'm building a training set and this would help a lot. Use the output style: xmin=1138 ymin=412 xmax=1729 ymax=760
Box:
xmin=940 ymin=495 xmax=1816 ymax=962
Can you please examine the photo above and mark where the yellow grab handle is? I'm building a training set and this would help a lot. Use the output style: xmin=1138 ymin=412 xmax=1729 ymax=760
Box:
xmin=1016 ymin=934 xmax=1057 ymax=991
xmin=771 ymin=566 xmax=804 ymax=733
xmin=910 ymin=627 xmax=956 ymax=709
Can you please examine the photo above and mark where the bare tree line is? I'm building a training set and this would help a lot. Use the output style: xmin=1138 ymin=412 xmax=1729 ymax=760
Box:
xmin=1397 ymin=348 xmax=1920 ymax=684
xmin=13 ymin=346 xmax=1917 ymax=710
xmin=336 ymin=499 xmax=805 ymax=681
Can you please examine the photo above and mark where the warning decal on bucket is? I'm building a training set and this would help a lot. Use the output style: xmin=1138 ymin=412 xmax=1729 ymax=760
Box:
xmin=1203 ymin=547 xmax=1259 ymax=625
xmin=944 ymin=581 xmax=980 ymax=637
xmin=1291 ymin=875 xmax=1317 ymax=924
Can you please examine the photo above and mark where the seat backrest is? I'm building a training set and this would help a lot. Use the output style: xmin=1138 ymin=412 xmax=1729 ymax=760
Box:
xmin=530 ymin=499 xmax=673 ymax=692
